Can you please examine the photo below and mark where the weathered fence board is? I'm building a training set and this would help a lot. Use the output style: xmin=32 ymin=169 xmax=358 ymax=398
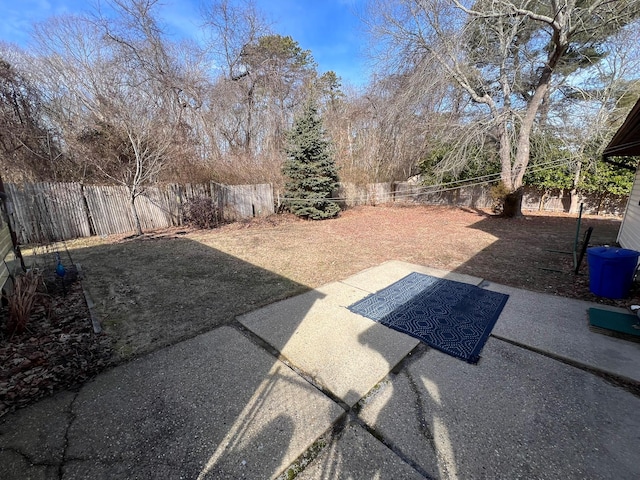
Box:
xmin=419 ymin=185 xmax=494 ymax=208
xmin=368 ymin=183 xmax=394 ymax=205
xmin=5 ymin=183 xmax=39 ymax=244
xmin=337 ymin=183 xmax=368 ymax=207
xmin=222 ymin=184 xmax=253 ymax=220
xmin=84 ymin=185 xmax=133 ymax=236
xmin=137 ymin=188 xmax=174 ymax=231
xmin=163 ymin=184 xmax=182 ymax=226
xmin=393 ymin=182 xmax=425 ymax=203
xmin=4 ymin=180 xmax=624 ymax=245
xmin=7 ymin=182 xmax=275 ymax=243
xmin=215 ymin=183 xmax=274 ymax=220
xmin=42 ymin=182 xmax=92 ymax=240
xmin=5 ymin=182 xmax=91 ymax=243
xmin=0 ymin=223 xmax=13 ymax=292
xmin=336 ymin=183 xmax=395 ymax=206
xmin=251 ymin=183 xmax=274 ymax=217
xmin=184 ymin=183 xmax=210 ymax=200
xmin=338 ymin=182 xmax=625 ymax=215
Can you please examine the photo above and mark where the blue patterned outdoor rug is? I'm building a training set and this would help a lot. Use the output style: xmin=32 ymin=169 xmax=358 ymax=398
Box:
xmin=348 ymin=272 xmax=509 ymax=364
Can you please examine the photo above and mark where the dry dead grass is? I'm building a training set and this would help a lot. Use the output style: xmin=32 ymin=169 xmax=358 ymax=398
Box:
xmin=192 ymin=205 xmax=622 ymax=293
xmin=59 ymin=205 xmax=625 ymax=360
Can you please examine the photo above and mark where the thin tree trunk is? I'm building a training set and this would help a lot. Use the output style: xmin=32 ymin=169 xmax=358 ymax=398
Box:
xmin=498 ymin=120 xmax=513 ymax=190
xmin=512 ymin=82 xmax=550 ymax=190
xmin=130 ymin=195 xmax=143 ymax=236
xmin=569 ymin=161 xmax=582 ymax=214
xmin=539 ymin=190 xmax=547 ymax=211
xmin=245 ymin=83 xmax=254 ymax=153
xmin=596 ymin=195 xmax=604 ymax=216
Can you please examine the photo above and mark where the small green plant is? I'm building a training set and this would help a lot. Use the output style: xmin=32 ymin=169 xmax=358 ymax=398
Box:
xmin=6 ymin=270 xmax=42 ymax=336
xmin=183 ymin=197 xmax=223 ymax=229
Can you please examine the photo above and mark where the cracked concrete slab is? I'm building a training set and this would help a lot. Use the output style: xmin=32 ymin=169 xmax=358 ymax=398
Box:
xmin=357 ymin=338 xmax=640 ymax=479
xmin=0 ymin=448 xmax=59 ymax=480
xmin=238 ymin=281 xmax=420 ymax=406
xmin=485 ymin=282 xmax=640 ymax=383
xmin=3 ymin=327 xmax=344 ymax=479
xmin=4 ymin=261 xmax=640 ymax=480
xmin=295 ymin=422 xmax=425 ymax=480
xmin=0 ymin=390 xmax=76 ymax=479
xmin=354 ymin=373 xmax=442 ymax=477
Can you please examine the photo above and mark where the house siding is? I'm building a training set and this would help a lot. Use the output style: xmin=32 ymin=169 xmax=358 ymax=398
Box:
xmin=617 ymin=168 xmax=640 ymax=251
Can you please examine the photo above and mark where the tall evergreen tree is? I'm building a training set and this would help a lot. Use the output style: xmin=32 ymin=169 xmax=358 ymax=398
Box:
xmin=282 ymin=100 xmax=340 ymax=219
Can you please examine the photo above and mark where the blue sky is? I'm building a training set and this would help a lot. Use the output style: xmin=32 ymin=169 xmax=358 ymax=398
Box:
xmin=0 ymin=0 xmax=370 ymax=86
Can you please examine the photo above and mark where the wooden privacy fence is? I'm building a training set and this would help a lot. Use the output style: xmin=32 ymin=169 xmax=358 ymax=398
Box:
xmin=6 ymin=182 xmax=92 ymax=243
xmin=335 ymin=182 xmax=627 ymax=216
xmin=335 ymin=182 xmax=495 ymax=207
xmin=6 ymin=182 xmax=274 ymax=244
xmin=5 ymin=180 xmax=624 ymax=245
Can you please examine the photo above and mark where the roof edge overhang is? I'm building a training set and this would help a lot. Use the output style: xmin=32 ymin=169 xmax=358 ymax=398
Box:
xmin=603 ymin=97 xmax=640 ymax=159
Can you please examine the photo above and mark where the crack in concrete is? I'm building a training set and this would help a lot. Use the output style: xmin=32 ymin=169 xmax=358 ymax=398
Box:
xmin=405 ymin=369 xmax=438 ymax=458
xmin=390 ymin=343 xmax=429 ymax=374
xmin=57 ymin=389 xmax=80 ymax=479
xmin=0 ymin=390 xmax=82 ymax=479
xmin=232 ymin=321 xmax=354 ymax=411
xmin=1 ymin=445 xmax=59 ymax=469
xmin=491 ymin=334 xmax=640 ymax=397
xmin=235 ymin=320 xmax=435 ymax=478
xmin=272 ymin=348 xmax=438 ymax=479
xmin=276 ymin=413 xmax=349 ymax=480
xmin=345 ymin=345 xmax=438 ymax=479
xmin=349 ymin=414 xmax=436 ymax=480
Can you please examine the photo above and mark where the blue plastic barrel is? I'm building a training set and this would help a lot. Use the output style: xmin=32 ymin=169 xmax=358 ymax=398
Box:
xmin=587 ymin=247 xmax=640 ymax=299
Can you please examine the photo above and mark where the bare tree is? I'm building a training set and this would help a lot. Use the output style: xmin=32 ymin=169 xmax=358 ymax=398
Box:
xmin=200 ymin=0 xmax=269 ymax=162
xmin=554 ymin=23 xmax=640 ymax=212
xmin=0 ymin=51 xmax=65 ymax=182
xmin=201 ymin=0 xmax=270 ymax=80
xmin=322 ymin=67 xmax=450 ymax=185
xmin=370 ymin=0 xmax=640 ymax=216
xmin=32 ymin=0 xmax=190 ymax=234
xmin=200 ymin=1 xmax=319 ymax=185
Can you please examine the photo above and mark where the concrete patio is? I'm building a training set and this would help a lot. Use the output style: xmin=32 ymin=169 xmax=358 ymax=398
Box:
xmin=1 ymin=260 xmax=639 ymax=479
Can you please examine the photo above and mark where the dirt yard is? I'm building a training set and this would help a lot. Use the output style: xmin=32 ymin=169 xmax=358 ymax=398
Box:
xmin=71 ymin=204 xmax=625 ymax=358
xmin=1 ymin=204 xmax=630 ymax=415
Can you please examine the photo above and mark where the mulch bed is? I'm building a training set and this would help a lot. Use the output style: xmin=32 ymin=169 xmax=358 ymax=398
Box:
xmin=0 ymin=276 xmax=113 ymax=418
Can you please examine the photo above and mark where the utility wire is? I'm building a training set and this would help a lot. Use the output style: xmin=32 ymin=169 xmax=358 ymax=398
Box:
xmin=279 ymin=157 xmax=575 ymax=203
